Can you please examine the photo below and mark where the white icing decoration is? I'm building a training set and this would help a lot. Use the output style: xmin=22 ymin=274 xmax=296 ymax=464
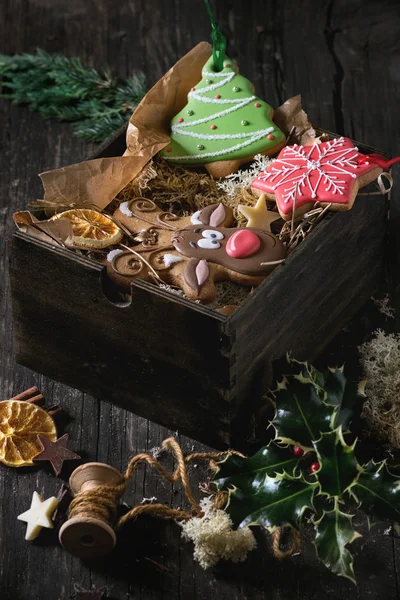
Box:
xmin=119 ymin=201 xmax=133 ymax=217
xmin=163 ymin=253 xmax=183 ymax=267
xmin=190 ymin=210 xmax=203 ymax=225
xmin=198 ymin=238 xmax=221 ymax=249
xmin=164 ymin=69 xmax=274 ymax=161
xmin=258 ymin=137 xmax=360 ymax=204
xmin=202 ymin=230 xmax=224 ymax=240
xmin=167 ymin=129 xmax=274 ymax=161
xmin=172 ymin=127 xmax=272 ymax=140
xmin=107 ymin=249 xmax=124 ymax=263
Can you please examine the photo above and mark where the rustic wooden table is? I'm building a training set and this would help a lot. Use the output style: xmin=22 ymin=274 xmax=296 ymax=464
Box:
xmin=1 ymin=1 xmax=400 ymax=598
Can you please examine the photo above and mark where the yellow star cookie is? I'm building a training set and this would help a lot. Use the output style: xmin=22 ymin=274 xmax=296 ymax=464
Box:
xmin=238 ymin=194 xmax=280 ymax=232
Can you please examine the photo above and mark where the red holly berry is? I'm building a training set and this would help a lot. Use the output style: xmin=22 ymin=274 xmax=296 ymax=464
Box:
xmin=310 ymin=462 xmax=320 ymax=473
xmin=293 ymin=446 xmax=304 ymax=457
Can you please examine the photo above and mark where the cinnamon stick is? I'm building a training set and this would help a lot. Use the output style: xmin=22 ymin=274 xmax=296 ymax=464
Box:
xmin=9 ymin=386 xmax=45 ymax=405
xmin=47 ymin=404 xmax=65 ymax=419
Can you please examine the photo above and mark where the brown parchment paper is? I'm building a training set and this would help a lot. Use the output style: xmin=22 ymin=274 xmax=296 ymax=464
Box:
xmin=39 ymin=42 xmax=212 ymax=211
xmin=13 ymin=211 xmax=74 ymax=247
xmin=124 ymin=42 xmax=212 ymax=157
xmin=274 ymin=95 xmax=316 ymax=146
xmin=36 ymin=42 xmax=315 ymax=214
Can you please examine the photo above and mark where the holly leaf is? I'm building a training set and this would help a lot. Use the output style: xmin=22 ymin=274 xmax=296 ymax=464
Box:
xmin=323 ymin=367 xmax=366 ymax=431
xmin=272 ymin=375 xmax=333 ymax=449
xmin=224 ymin=471 xmax=317 ymax=531
xmin=280 ymin=355 xmax=326 ymax=389
xmin=214 ymin=442 xmax=301 ymax=493
xmin=314 ymin=505 xmax=361 ymax=584
xmin=313 ymin=427 xmax=360 ymax=498
xmin=350 ymin=461 xmax=400 ymax=524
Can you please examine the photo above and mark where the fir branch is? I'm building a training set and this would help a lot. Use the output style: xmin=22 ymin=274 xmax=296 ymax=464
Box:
xmin=0 ymin=49 xmax=147 ymax=143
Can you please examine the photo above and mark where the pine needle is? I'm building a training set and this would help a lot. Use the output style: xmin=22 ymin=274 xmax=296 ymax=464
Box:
xmin=0 ymin=49 xmax=147 ymax=143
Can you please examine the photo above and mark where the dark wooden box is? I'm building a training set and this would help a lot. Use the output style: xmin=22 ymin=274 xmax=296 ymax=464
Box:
xmin=9 ymin=128 xmax=389 ymax=448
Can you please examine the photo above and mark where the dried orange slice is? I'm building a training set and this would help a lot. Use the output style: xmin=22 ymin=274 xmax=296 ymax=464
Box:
xmin=0 ymin=400 xmax=57 ymax=467
xmin=51 ymin=208 xmax=122 ymax=248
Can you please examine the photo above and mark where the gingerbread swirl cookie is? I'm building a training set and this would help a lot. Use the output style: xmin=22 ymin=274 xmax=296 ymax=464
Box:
xmin=108 ymin=200 xmax=285 ymax=303
xmin=159 ymin=55 xmax=286 ymax=178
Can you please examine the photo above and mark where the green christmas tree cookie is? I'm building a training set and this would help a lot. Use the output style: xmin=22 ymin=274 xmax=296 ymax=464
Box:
xmin=160 ymin=55 xmax=286 ymax=177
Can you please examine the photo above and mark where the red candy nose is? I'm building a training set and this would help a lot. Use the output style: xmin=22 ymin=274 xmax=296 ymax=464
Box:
xmin=226 ymin=230 xmax=261 ymax=258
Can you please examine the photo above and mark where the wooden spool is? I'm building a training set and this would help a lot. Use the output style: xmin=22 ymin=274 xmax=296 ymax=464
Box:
xmin=59 ymin=462 xmax=124 ymax=559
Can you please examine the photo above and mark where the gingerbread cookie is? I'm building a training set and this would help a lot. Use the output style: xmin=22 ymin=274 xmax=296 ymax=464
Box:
xmin=159 ymin=55 xmax=286 ymax=178
xmin=251 ymin=137 xmax=383 ymax=221
xmin=108 ymin=200 xmax=285 ymax=303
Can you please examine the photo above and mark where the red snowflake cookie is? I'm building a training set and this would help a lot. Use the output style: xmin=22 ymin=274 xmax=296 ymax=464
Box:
xmin=251 ymin=137 xmax=382 ymax=220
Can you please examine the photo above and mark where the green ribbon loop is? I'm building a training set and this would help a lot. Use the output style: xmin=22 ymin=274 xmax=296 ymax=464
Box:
xmin=204 ymin=0 xmax=227 ymax=72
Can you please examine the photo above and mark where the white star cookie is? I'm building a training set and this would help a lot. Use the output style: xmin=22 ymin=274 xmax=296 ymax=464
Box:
xmin=18 ymin=491 xmax=59 ymax=541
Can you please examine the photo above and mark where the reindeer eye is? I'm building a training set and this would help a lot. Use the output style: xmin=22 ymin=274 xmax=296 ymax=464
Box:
xmin=201 ymin=230 xmax=224 ymax=240
xmin=198 ymin=238 xmax=221 ymax=249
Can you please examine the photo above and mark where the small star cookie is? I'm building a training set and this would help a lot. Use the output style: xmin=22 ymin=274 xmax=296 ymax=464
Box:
xmin=33 ymin=433 xmax=81 ymax=476
xmin=238 ymin=194 xmax=280 ymax=232
xmin=18 ymin=491 xmax=58 ymax=540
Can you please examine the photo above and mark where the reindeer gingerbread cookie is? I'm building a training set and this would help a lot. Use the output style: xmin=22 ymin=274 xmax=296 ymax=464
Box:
xmin=107 ymin=199 xmax=286 ymax=303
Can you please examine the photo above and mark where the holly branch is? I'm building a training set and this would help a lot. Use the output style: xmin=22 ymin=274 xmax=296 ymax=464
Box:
xmin=0 ymin=49 xmax=147 ymax=142
xmin=213 ymin=356 xmax=400 ymax=584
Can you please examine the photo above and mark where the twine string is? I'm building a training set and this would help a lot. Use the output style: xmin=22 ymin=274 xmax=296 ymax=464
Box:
xmin=272 ymin=527 xmax=301 ymax=560
xmin=357 ymin=171 xmax=393 ymax=196
xmin=67 ymin=438 xmax=244 ymax=532
xmin=68 ymin=483 xmax=125 ymax=526
xmin=67 ymin=437 xmax=298 ymax=560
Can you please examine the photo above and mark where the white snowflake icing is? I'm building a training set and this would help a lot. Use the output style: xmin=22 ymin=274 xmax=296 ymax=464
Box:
xmin=255 ymin=137 xmax=366 ymax=208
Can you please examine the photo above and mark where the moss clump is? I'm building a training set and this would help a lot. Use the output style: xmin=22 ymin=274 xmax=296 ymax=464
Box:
xmin=359 ymin=329 xmax=400 ymax=447
xmin=180 ymin=497 xmax=256 ymax=569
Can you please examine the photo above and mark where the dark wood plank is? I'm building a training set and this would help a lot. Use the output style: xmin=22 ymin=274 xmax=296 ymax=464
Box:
xmin=388 ymin=163 xmax=400 ymax=332
xmin=10 ymin=232 xmax=232 ymax=447
xmin=1 ymin=1 xmax=400 ymax=599
xmin=229 ymin=192 xmax=387 ymax=435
